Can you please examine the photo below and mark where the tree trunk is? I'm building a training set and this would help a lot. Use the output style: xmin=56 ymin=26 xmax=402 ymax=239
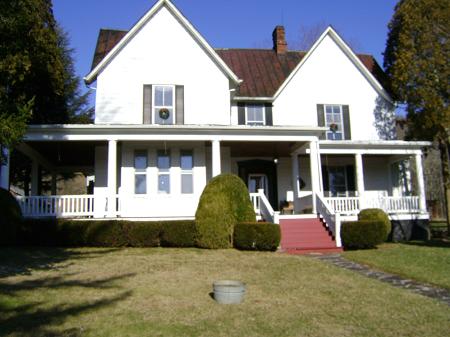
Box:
xmin=438 ymin=139 xmax=450 ymax=231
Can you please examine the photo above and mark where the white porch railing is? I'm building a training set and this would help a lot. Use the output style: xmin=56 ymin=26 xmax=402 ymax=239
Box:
xmin=324 ymin=197 xmax=360 ymax=215
xmin=250 ymin=189 xmax=279 ymax=223
xmin=324 ymin=195 xmax=421 ymax=215
xmin=316 ymin=193 xmax=342 ymax=247
xmin=17 ymin=195 xmax=97 ymax=217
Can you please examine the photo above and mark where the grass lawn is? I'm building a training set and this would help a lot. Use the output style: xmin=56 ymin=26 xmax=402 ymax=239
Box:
xmin=344 ymin=241 xmax=450 ymax=290
xmin=0 ymin=248 xmax=449 ymax=337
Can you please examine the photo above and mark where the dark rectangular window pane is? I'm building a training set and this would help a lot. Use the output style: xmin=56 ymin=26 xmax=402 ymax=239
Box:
xmin=180 ymin=151 xmax=193 ymax=170
xmin=134 ymin=151 xmax=147 ymax=170
xmin=135 ymin=175 xmax=147 ymax=194
xmin=157 ymin=151 xmax=171 ymax=170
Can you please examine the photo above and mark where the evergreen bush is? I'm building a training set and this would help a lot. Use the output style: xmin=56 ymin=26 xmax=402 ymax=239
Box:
xmin=195 ymin=174 xmax=256 ymax=249
xmin=0 ymin=188 xmax=23 ymax=245
xmin=358 ymin=208 xmax=391 ymax=241
xmin=233 ymin=222 xmax=280 ymax=251
xmin=341 ymin=220 xmax=386 ymax=249
xmin=161 ymin=221 xmax=196 ymax=247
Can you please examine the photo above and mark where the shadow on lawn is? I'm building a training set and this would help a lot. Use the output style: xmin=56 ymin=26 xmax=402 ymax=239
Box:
xmin=403 ymin=239 xmax=450 ymax=249
xmin=0 ymin=247 xmax=134 ymax=336
xmin=0 ymin=247 xmax=119 ymax=278
xmin=0 ymin=290 xmax=132 ymax=336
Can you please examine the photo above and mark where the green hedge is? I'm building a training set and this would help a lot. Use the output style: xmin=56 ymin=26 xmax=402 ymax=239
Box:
xmin=358 ymin=208 xmax=391 ymax=241
xmin=161 ymin=221 xmax=196 ymax=247
xmin=0 ymin=188 xmax=23 ymax=245
xmin=233 ymin=222 xmax=281 ymax=251
xmin=18 ymin=219 xmax=195 ymax=247
xmin=341 ymin=220 xmax=386 ymax=249
xmin=125 ymin=221 xmax=162 ymax=247
xmin=195 ymin=174 xmax=256 ymax=249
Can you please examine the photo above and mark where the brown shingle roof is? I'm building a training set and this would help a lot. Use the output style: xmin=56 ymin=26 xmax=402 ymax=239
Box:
xmin=91 ymin=29 xmax=127 ymax=70
xmin=91 ymin=29 xmax=389 ymax=97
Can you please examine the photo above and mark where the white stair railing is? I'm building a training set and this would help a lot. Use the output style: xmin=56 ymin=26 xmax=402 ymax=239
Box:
xmin=249 ymin=192 xmax=261 ymax=215
xmin=257 ymin=189 xmax=280 ymax=224
xmin=316 ymin=193 xmax=342 ymax=247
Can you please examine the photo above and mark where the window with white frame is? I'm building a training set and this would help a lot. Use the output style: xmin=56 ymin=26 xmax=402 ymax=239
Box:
xmin=246 ymin=104 xmax=265 ymax=126
xmin=157 ymin=150 xmax=171 ymax=194
xmin=180 ymin=150 xmax=193 ymax=194
xmin=134 ymin=150 xmax=147 ymax=194
xmin=154 ymin=85 xmax=175 ymax=125
xmin=325 ymin=105 xmax=344 ymax=140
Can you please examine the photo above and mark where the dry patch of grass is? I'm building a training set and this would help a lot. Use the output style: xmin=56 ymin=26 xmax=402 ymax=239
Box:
xmin=0 ymin=247 xmax=449 ymax=337
xmin=344 ymin=241 xmax=450 ymax=290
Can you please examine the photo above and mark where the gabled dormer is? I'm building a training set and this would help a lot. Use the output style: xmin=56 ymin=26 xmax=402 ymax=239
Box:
xmin=85 ymin=0 xmax=240 ymax=126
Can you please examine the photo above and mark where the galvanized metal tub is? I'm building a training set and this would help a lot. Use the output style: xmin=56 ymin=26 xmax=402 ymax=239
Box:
xmin=213 ymin=280 xmax=246 ymax=304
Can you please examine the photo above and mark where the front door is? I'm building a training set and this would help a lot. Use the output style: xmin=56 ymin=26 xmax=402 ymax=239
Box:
xmin=238 ymin=159 xmax=278 ymax=210
xmin=248 ymin=174 xmax=269 ymax=197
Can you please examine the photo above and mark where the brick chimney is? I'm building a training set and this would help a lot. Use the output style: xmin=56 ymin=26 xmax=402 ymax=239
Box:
xmin=273 ymin=25 xmax=287 ymax=54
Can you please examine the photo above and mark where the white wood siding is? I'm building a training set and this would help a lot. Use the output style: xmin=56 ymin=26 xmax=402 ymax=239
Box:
xmin=95 ymin=6 xmax=231 ymax=125
xmin=272 ymin=35 xmax=395 ymax=140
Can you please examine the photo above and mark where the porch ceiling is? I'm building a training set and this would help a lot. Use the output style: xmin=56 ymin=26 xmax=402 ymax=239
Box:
xmin=221 ymin=141 xmax=296 ymax=157
xmin=23 ymin=141 xmax=101 ymax=168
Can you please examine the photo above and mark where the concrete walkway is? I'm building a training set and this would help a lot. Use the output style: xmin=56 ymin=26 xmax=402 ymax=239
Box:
xmin=314 ymin=254 xmax=450 ymax=306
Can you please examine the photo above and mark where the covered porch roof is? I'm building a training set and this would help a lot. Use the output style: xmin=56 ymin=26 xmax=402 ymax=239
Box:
xmin=318 ymin=140 xmax=431 ymax=155
xmin=23 ymin=124 xmax=327 ymax=142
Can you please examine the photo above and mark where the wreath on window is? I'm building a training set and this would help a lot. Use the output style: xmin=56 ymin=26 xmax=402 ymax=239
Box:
xmin=329 ymin=123 xmax=339 ymax=132
xmin=159 ymin=108 xmax=170 ymax=120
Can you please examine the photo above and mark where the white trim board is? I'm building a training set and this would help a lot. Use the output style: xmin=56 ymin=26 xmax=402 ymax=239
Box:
xmin=84 ymin=0 xmax=241 ymax=85
xmin=273 ymin=26 xmax=393 ymax=103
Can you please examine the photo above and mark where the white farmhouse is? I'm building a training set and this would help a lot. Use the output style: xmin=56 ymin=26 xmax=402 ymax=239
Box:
xmin=2 ymin=0 xmax=430 ymax=252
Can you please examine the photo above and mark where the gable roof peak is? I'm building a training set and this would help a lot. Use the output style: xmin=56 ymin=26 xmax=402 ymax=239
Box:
xmin=84 ymin=0 xmax=240 ymax=84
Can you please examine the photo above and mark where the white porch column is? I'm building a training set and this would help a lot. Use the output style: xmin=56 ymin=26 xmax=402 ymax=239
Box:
xmin=355 ymin=153 xmax=365 ymax=209
xmin=309 ymin=141 xmax=321 ymax=213
xmin=211 ymin=139 xmax=221 ymax=177
xmin=291 ymin=153 xmax=300 ymax=200
xmin=0 ymin=146 xmax=10 ymax=190
xmin=107 ymin=139 xmax=118 ymax=216
xmin=414 ymin=153 xmax=427 ymax=213
xmin=31 ymin=160 xmax=39 ymax=196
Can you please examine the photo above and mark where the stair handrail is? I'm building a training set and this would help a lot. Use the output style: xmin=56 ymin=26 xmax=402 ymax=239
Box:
xmin=257 ymin=189 xmax=280 ymax=224
xmin=315 ymin=193 xmax=342 ymax=247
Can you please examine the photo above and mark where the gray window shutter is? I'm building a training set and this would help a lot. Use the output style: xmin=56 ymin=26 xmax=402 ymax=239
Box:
xmin=264 ymin=103 xmax=273 ymax=126
xmin=238 ymin=102 xmax=245 ymax=125
xmin=176 ymin=85 xmax=184 ymax=125
xmin=316 ymin=104 xmax=325 ymax=140
xmin=342 ymin=105 xmax=351 ymax=140
xmin=143 ymin=85 xmax=152 ymax=124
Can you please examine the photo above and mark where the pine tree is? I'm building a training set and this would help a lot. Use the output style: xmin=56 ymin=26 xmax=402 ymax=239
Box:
xmin=384 ymin=0 xmax=450 ymax=228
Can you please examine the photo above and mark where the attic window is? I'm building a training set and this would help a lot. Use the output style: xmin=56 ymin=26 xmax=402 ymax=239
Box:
xmin=246 ymin=104 xmax=265 ymax=126
xmin=325 ymin=105 xmax=344 ymax=140
xmin=154 ymin=85 xmax=175 ymax=124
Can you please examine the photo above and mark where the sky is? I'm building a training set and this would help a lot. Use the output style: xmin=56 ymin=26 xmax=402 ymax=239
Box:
xmin=52 ymin=0 xmax=399 ymax=103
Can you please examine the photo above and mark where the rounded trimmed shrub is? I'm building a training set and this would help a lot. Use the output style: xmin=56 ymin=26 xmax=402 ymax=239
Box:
xmin=0 ymin=188 xmax=23 ymax=245
xmin=358 ymin=208 xmax=391 ymax=241
xmin=195 ymin=174 xmax=256 ymax=249
xmin=234 ymin=222 xmax=280 ymax=251
xmin=161 ymin=221 xmax=196 ymax=247
xmin=341 ymin=220 xmax=386 ymax=249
